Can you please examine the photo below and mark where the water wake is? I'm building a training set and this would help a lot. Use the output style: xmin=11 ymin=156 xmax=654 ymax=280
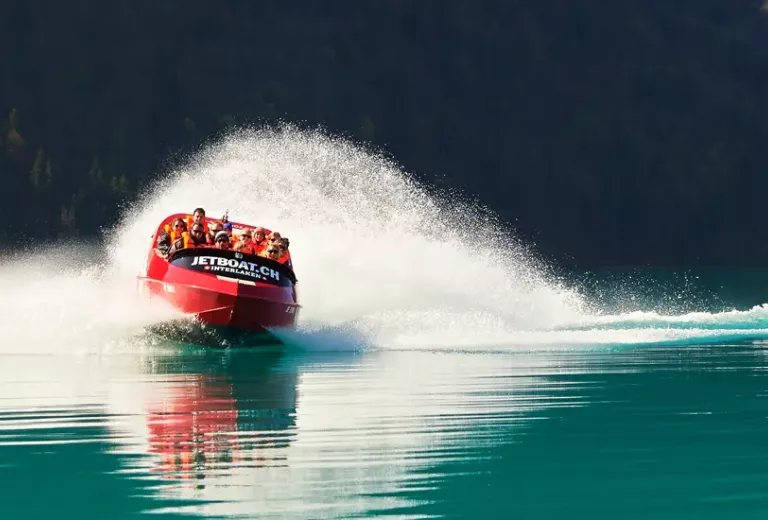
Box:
xmin=0 ymin=246 xmax=183 ymax=355
xmin=108 ymin=126 xmax=588 ymax=349
xmin=1 ymin=125 xmax=767 ymax=353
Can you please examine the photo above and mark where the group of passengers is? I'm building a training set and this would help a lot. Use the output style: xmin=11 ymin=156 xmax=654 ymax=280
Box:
xmin=157 ymin=208 xmax=292 ymax=266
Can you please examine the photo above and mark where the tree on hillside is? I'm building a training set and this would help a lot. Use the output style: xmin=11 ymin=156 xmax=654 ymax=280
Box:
xmin=6 ymin=108 xmax=25 ymax=163
xmin=30 ymin=147 xmax=52 ymax=188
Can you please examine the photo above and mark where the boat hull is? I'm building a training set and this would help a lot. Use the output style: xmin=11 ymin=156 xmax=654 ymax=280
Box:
xmin=140 ymin=277 xmax=299 ymax=332
xmin=138 ymin=230 xmax=300 ymax=346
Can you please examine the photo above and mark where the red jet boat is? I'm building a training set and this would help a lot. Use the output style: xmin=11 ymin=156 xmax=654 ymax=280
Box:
xmin=138 ymin=213 xmax=299 ymax=344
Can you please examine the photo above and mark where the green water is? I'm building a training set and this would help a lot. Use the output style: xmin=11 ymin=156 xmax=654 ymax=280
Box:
xmin=3 ymin=339 xmax=768 ymax=519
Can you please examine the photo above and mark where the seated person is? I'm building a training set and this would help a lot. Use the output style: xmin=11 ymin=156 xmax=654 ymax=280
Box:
xmin=220 ymin=211 xmax=233 ymax=233
xmin=265 ymin=232 xmax=282 ymax=254
xmin=252 ymin=227 xmax=267 ymax=253
xmin=155 ymin=231 xmax=171 ymax=256
xmin=185 ymin=208 xmax=209 ymax=234
xmin=213 ymin=231 xmax=231 ymax=250
xmin=260 ymin=244 xmax=281 ymax=261
xmin=164 ymin=218 xmax=187 ymax=242
xmin=207 ymin=220 xmax=223 ymax=243
xmin=233 ymin=228 xmax=257 ymax=254
xmin=277 ymin=237 xmax=292 ymax=267
xmin=165 ymin=223 xmax=209 ymax=257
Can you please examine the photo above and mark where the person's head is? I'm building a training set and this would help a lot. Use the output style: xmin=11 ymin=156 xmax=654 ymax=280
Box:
xmin=172 ymin=218 xmax=187 ymax=233
xmin=278 ymin=238 xmax=289 ymax=253
xmin=240 ymin=228 xmax=253 ymax=245
xmin=208 ymin=221 xmax=222 ymax=234
xmin=264 ymin=245 xmax=280 ymax=260
xmin=214 ymin=231 xmax=230 ymax=249
xmin=189 ymin=224 xmax=206 ymax=243
xmin=253 ymin=227 xmax=266 ymax=242
xmin=267 ymin=231 xmax=282 ymax=244
xmin=192 ymin=208 xmax=206 ymax=224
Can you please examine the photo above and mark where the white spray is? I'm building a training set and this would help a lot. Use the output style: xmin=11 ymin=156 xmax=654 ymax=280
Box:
xmin=108 ymin=126 xmax=588 ymax=347
xmin=3 ymin=125 xmax=766 ymax=354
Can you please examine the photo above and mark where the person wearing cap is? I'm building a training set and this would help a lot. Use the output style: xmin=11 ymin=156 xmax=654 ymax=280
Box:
xmin=221 ymin=212 xmax=233 ymax=234
xmin=213 ymin=230 xmax=231 ymax=250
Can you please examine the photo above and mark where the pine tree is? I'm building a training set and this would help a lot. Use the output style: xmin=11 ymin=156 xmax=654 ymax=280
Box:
xmin=110 ymin=174 xmax=129 ymax=199
xmin=59 ymin=200 xmax=77 ymax=237
xmin=6 ymin=108 xmax=25 ymax=162
xmin=30 ymin=147 xmax=46 ymax=187
xmin=88 ymin=155 xmax=104 ymax=184
xmin=44 ymin=159 xmax=52 ymax=186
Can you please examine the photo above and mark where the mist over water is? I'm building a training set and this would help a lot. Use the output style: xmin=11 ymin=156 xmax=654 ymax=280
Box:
xmin=0 ymin=246 xmax=182 ymax=355
xmin=3 ymin=125 xmax=768 ymax=353
xmin=109 ymin=126 xmax=589 ymax=347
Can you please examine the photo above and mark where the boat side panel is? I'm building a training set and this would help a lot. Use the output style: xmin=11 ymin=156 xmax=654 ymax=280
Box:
xmin=141 ymin=278 xmax=299 ymax=330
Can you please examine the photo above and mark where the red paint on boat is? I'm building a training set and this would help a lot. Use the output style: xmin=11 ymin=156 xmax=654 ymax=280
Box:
xmin=138 ymin=213 xmax=300 ymax=334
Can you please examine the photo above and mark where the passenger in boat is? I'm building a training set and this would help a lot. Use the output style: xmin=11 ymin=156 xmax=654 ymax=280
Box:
xmin=266 ymin=231 xmax=282 ymax=250
xmin=163 ymin=218 xmax=188 ymax=242
xmin=261 ymin=244 xmax=281 ymax=261
xmin=207 ymin=220 xmax=223 ymax=243
xmin=252 ymin=227 xmax=267 ymax=253
xmin=185 ymin=208 xmax=209 ymax=234
xmin=220 ymin=211 xmax=233 ymax=234
xmin=166 ymin=223 xmax=209 ymax=256
xmin=213 ymin=231 xmax=231 ymax=250
xmin=233 ymin=228 xmax=257 ymax=254
xmin=155 ymin=231 xmax=171 ymax=256
xmin=277 ymin=237 xmax=292 ymax=266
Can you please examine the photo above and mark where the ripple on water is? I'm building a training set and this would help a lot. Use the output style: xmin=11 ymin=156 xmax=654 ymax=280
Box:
xmin=3 ymin=342 xmax=768 ymax=518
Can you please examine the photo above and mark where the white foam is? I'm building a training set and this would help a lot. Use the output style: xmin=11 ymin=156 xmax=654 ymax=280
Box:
xmin=2 ymin=126 xmax=767 ymax=355
xmin=107 ymin=126 xmax=588 ymax=348
xmin=0 ymin=246 xmax=183 ymax=355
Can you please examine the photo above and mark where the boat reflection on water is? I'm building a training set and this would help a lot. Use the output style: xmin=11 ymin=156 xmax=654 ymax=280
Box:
xmin=137 ymin=347 xmax=298 ymax=487
xmin=147 ymin=376 xmax=241 ymax=482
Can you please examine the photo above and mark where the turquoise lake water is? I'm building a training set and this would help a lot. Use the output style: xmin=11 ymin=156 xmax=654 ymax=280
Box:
xmin=4 ymin=335 xmax=768 ymax=518
xmin=4 ymin=266 xmax=768 ymax=519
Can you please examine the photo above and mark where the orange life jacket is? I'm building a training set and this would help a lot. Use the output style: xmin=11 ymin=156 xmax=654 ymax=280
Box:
xmin=252 ymin=240 xmax=267 ymax=254
xmin=171 ymin=232 xmax=191 ymax=250
xmin=234 ymin=242 xmax=257 ymax=255
xmin=172 ymin=232 xmax=209 ymax=251
xmin=163 ymin=224 xmax=187 ymax=243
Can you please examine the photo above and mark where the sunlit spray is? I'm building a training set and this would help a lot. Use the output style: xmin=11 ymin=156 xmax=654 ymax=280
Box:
xmin=0 ymin=245 xmax=184 ymax=355
xmin=3 ymin=125 xmax=768 ymax=355
xmin=108 ymin=125 xmax=589 ymax=348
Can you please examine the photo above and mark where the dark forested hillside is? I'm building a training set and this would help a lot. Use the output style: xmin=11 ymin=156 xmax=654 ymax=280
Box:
xmin=2 ymin=1 xmax=768 ymax=266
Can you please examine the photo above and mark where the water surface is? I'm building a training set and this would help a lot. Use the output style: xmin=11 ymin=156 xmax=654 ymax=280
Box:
xmin=3 ymin=338 xmax=768 ymax=519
